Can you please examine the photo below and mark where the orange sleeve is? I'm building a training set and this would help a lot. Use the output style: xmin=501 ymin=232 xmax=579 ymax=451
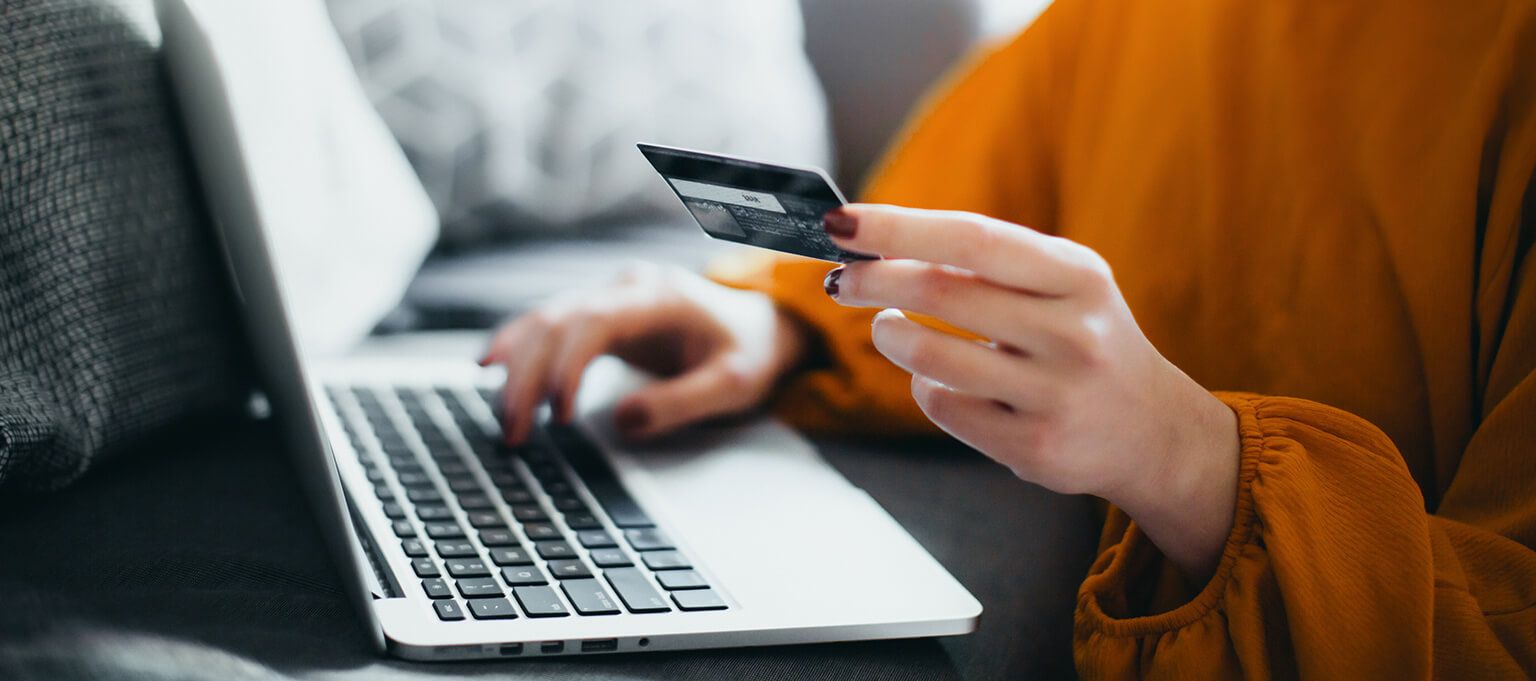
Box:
xmin=1075 ymin=101 xmax=1536 ymax=678
xmin=707 ymin=7 xmax=1068 ymax=434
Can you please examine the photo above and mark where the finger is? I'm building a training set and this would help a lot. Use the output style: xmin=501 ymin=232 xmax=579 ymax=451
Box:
xmin=480 ymin=318 xmax=525 ymax=366
xmin=543 ymin=314 xmax=618 ymax=424
xmin=834 ymin=259 xmax=1081 ymax=358
xmin=612 ymin=356 xmax=754 ymax=439
xmin=871 ymin=309 xmax=1052 ymax=409
xmin=909 ymin=373 xmax=1017 ymax=451
xmin=824 ymin=204 xmax=1106 ymax=296
xmin=498 ymin=316 xmax=562 ymax=444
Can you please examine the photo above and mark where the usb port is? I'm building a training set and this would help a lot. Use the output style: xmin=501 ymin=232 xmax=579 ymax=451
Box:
xmin=498 ymin=644 xmax=522 ymax=657
xmin=580 ymin=639 xmax=618 ymax=653
xmin=540 ymin=641 xmax=564 ymax=654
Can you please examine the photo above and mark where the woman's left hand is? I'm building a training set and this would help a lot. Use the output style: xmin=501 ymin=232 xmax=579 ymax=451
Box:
xmin=822 ymin=204 xmax=1240 ymax=580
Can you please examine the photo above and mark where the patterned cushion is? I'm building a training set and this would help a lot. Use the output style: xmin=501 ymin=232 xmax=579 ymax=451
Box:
xmin=0 ymin=0 xmax=250 ymax=493
xmin=325 ymin=0 xmax=833 ymax=244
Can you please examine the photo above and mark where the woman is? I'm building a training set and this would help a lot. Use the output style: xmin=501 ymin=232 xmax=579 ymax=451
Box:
xmin=482 ymin=1 xmax=1536 ymax=676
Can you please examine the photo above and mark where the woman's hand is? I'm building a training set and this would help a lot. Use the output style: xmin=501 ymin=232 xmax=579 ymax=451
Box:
xmin=480 ymin=264 xmax=810 ymax=444
xmin=823 ymin=205 xmax=1240 ymax=580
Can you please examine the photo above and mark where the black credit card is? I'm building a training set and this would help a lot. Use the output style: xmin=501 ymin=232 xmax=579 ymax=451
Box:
xmin=638 ymin=143 xmax=873 ymax=263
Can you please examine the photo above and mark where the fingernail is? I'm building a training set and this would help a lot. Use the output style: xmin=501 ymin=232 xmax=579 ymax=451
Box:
xmin=615 ymin=403 xmax=649 ymax=435
xmin=823 ymin=207 xmax=857 ymax=238
xmin=476 ymin=355 xmax=490 ymax=367
xmin=823 ymin=268 xmax=842 ymax=298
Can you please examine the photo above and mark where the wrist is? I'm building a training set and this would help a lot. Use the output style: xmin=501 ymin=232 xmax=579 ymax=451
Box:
xmin=1108 ymin=376 xmax=1241 ymax=582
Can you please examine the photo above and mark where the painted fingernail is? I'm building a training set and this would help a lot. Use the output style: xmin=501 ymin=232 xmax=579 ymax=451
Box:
xmin=615 ymin=403 xmax=649 ymax=435
xmin=823 ymin=207 xmax=857 ymax=238
xmin=823 ymin=268 xmax=842 ymax=298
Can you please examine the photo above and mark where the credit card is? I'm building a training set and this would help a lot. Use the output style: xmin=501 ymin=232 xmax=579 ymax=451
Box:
xmin=638 ymin=143 xmax=873 ymax=263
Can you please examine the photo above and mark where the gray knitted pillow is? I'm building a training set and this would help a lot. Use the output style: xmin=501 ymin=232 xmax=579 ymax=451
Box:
xmin=0 ymin=0 xmax=250 ymax=493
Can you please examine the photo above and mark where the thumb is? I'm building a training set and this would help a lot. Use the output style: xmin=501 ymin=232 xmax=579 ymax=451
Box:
xmin=613 ymin=357 xmax=754 ymax=439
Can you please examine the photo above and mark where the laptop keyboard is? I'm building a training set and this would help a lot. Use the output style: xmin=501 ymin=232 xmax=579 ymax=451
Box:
xmin=326 ymin=385 xmax=728 ymax=622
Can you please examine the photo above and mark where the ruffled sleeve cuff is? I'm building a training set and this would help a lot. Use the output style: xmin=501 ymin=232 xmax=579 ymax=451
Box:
xmin=1074 ymin=392 xmax=1268 ymax=639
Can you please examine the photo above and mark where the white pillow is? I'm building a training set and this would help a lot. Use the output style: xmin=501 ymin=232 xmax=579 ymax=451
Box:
xmin=327 ymin=0 xmax=833 ymax=243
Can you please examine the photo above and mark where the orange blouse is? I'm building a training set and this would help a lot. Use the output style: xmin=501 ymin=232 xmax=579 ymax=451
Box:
xmin=711 ymin=0 xmax=1536 ymax=676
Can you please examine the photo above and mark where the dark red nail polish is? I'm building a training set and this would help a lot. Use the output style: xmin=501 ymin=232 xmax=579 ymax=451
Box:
xmin=823 ymin=207 xmax=857 ymax=238
xmin=615 ymin=403 xmax=649 ymax=434
xmin=823 ymin=268 xmax=842 ymax=298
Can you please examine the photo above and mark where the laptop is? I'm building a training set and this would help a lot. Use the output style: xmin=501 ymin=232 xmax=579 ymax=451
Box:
xmin=156 ymin=0 xmax=980 ymax=660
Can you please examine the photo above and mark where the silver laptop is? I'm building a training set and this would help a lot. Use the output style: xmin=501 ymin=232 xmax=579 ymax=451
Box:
xmin=157 ymin=0 xmax=980 ymax=661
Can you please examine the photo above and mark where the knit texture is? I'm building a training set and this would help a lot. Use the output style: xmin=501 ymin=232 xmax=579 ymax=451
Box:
xmin=0 ymin=0 xmax=250 ymax=493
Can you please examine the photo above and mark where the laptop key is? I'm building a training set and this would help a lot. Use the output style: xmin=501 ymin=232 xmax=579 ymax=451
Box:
xmin=407 ymin=488 xmax=443 ymax=504
xmin=513 ymin=586 xmax=569 ymax=618
xmin=523 ymin=523 xmax=561 ymax=541
xmin=469 ymin=597 xmax=519 ymax=620
xmin=605 ymin=568 xmax=671 ymax=613
xmin=655 ymin=570 xmax=709 ymax=590
xmin=624 ymin=528 xmax=673 ymax=551
xmin=588 ymin=549 xmax=632 ymax=568
xmin=563 ymin=513 xmax=602 ymax=530
xmin=561 ymin=579 xmax=621 ymax=616
xmin=401 ymin=538 xmax=428 ymax=558
xmin=375 ymin=486 xmax=396 ymax=503
xmin=576 ymin=531 xmax=616 ymax=548
xmin=502 ymin=489 xmax=536 ymax=505
xmin=457 ymin=493 xmax=494 ymax=510
xmin=488 ymin=547 xmax=533 ymax=566
xmin=425 ymin=523 xmax=466 ymax=539
xmin=547 ymin=560 xmax=592 ymax=580
xmin=455 ymin=578 xmax=502 ymax=598
xmin=397 ymin=472 xmax=433 ymax=488
xmin=489 ymin=471 xmax=521 ymax=488
xmin=641 ymin=550 xmax=692 ymax=571
xmin=422 ymin=578 xmax=452 ymax=599
xmin=551 ymin=496 xmax=587 ymax=512
xmin=672 ymin=589 xmax=727 ymax=611
xmin=466 ymin=511 xmax=502 ymax=528
xmin=501 ymin=566 xmax=548 ymax=586
xmin=479 ymin=529 xmax=518 ymax=546
xmin=435 ymin=541 xmax=477 ymax=558
xmin=446 ymin=477 xmax=481 ymax=493
xmin=445 ymin=559 xmax=491 ymax=578
xmin=433 ymin=599 xmax=465 ymax=621
xmin=511 ymin=506 xmax=548 ymax=522
xmin=535 ymin=541 xmax=576 ymax=560
xmin=415 ymin=505 xmax=453 ymax=521
xmin=412 ymin=558 xmax=440 ymax=578
xmin=382 ymin=502 xmax=406 ymax=519
xmin=392 ymin=520 xmax=416 ymax=538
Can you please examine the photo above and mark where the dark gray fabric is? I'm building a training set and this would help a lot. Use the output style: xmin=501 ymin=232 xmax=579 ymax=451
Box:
xmin=0 ymin=417 xmax=1097 ymax=680
xmin=0 ymin=0 xmax=251 ymax=493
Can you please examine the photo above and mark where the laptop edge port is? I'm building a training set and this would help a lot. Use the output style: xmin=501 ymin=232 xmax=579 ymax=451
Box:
xmin=581 ymin=638 xmax=619 ymax=653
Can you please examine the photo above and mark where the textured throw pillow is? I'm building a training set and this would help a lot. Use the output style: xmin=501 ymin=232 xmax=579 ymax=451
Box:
xmin=325 ymin=0 xmax=833 ymax=244
xmin=0 ymin=0 xmax=251 ymax=493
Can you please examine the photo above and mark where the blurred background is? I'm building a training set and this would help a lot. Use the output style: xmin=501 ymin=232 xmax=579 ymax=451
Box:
xmin=294 ymin=0 xmax=1051 ymax=340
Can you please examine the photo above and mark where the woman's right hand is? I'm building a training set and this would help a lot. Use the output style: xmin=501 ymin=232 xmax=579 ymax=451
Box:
xmin=479 ymin=263 xmax=812 ymax=444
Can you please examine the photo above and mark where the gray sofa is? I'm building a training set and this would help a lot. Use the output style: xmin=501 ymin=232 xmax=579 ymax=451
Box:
xmin=0 ymin=1 xmax=1100 ymax=679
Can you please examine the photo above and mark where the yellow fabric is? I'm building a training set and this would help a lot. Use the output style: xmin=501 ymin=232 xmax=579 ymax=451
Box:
xmin=710 ymin=0 xmax=1536 ymax=676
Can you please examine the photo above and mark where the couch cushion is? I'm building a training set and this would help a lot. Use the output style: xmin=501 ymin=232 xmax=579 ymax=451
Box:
xmin=0 ymin=0 xmax=250 ymax=493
